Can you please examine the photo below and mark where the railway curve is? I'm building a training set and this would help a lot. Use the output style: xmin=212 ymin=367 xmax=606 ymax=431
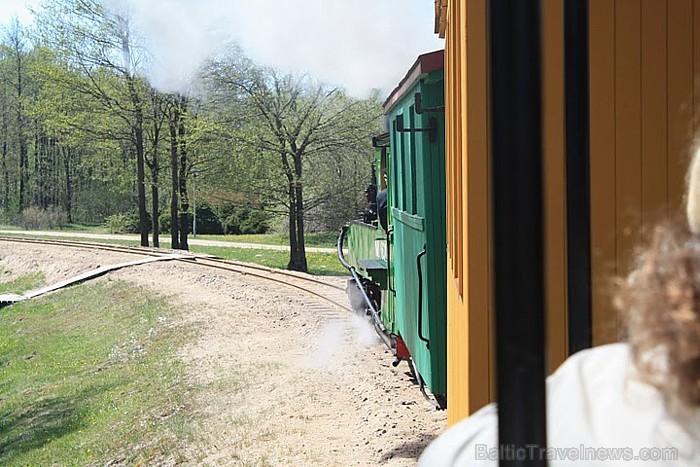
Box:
xmin=0 ymin=236 xmax=351 ymax=314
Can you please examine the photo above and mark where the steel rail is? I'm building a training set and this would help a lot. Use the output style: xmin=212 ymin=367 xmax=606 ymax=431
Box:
xmin=0 ymin=236 xmax=350 ymax=313
xmin=0 ymin=236 xmax=346 ymax=292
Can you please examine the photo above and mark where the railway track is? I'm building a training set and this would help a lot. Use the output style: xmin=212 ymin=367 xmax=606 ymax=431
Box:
xmin=0 ymin=236 xmax=352 ymax=313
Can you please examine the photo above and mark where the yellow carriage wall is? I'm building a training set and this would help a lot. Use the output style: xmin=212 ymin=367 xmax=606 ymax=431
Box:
xmin=436 ymin=0 xmax=700 ymax=425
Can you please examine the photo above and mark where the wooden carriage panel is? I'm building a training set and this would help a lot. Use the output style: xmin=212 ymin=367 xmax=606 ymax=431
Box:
xmin=667 ymin=0 xmax=695 ymax=210
xmin=437 ymin=0 xmax=700 ymax=425
xmin=542 ymin=0 xmax=568 ymax=376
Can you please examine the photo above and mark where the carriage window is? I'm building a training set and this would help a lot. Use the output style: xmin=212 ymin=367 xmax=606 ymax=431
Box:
xmin=393 ymin=123 xmax=405 ymax=211
xmin=398 ymin=123 xmax=404 ymax=211
xmin=409 ymin=105 xmax=418 ymax=215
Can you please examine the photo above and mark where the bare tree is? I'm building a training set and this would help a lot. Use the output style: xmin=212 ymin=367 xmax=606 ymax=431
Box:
xmin=203 ymin=54 xmax=381 ymax=271
xmin=2 ymin=21 xmax=30 ymax=211
xmin=36 ymin=0 xmax=151 ymax=245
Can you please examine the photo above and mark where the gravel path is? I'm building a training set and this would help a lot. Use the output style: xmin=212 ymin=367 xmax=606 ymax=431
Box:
xmin=0 ymin=243 xmax=445 ymax=466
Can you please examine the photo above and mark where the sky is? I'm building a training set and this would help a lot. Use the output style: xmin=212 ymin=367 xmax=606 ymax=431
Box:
xmin=0 ymin=0 xmax=444 ymax=98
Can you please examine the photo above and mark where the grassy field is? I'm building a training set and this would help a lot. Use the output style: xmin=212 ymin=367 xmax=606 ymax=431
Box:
xmin=0 ymin=224 xmax=339 ymax=249
xmin=200 ymin=231 xmax=339 ymax=248
xmin=0 ymin=278 xmax=199 ymax=465
xmin=0 ymin=272 xmax=44 ymax=294
xmin=187 ymin=245 xmax=345 ymax=275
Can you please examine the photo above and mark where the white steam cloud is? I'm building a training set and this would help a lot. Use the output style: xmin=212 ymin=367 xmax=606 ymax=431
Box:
xmin=303 ymin=314 xmax=380 ymax=371
xmin=112 ymin=0 xmax=443 ymax=97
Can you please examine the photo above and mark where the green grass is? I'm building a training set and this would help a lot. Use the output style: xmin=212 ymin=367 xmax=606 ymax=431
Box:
xmin=0 ymin=224 xmax=106 ymax=233
xmin=188 ymin=245 xmax=346 ymax=275
xmin=61 ymin=223 xmax=106 ymax=233
xmin=0 ymin=272 xmax=45 ymax=294
xmin=0 ymin=281 xmax=198 ymax=465
xmin=188 ymin=231 xmax=339 ymax=248
xmin=1 ymin=223 xmax=339 ymax=249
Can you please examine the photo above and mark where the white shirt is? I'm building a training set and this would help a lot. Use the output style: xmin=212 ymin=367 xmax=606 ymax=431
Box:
xmin=419 ymin=344 xmax=700 ymax=466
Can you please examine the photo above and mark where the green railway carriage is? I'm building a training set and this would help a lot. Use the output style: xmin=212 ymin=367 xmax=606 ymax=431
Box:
xmin=339 ymin=50 xmax=447 ymax=408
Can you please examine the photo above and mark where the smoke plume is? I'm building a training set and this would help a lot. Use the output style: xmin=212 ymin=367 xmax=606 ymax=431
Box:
xmin=112 ymin=0 xmax=443 ymax=96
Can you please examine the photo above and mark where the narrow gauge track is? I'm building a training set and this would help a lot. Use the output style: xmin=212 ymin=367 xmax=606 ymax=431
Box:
xmin=0 ymin=236 xmax=352 ymax=313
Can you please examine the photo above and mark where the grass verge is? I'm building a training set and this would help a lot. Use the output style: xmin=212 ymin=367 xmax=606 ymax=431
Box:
xmin=200 ymin=231 xmax=339 ymax=248
xmin=0 ymin=272 xmax=45 ymax=294
xmin=0 ymin=280 xmax=197 ymax=465
xmin=188 ymin=245 xmax=346 ymax=275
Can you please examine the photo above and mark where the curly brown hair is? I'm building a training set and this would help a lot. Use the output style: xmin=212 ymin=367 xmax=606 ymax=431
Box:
xmin=614 ymin=220 xmax=700 ymax=414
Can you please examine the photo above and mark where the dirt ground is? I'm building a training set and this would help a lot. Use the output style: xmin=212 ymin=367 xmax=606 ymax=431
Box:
xmin=0 ymin=243 xmax=446 ymax=466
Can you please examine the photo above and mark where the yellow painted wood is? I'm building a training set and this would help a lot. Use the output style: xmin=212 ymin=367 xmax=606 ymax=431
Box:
xmin=614 ymin=0 xmax=642 ymax=342
xmin=695 ymin=0 xmax=700 ymax=132
xmin=442 ymin=0 xmax=700 ymax=427
xmin=641 ymin=0 xmax=668 ymax=229
xmin=668 ymin=0 xmax=694 ymax=211
xmin=463 ymin=0 xmax=491 ymax=417
xmin=444 ymin=0 xmax=492 ymax=426
xmin=445 ymin=0 xmax=469 ymax=427
xmin=589 ymin=0 xmax=618 ymax=346
xmin=542 ymin=0 xmax=568 ymax=373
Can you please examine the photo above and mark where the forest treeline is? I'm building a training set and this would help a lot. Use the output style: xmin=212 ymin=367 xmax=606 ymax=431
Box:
xmin=0 ymin=0 xmax=382 ymax=271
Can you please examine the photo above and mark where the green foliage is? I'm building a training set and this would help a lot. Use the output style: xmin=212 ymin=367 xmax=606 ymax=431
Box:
xmin=0 ymin=11 xmax=377 ymax=264
xmin=187 ymin=245 xmax=346 ymax=276
xmin=158 ymin=211 xmax=173 ymax=234
xmin=71 ymin=189 xmax=131 ymax=226
xmin=194 ymin=201 xmax=223 ymax=234
xmin=15 ymin=206 xmax=68 ymax=230
xmin=199 ymin=53 xmax=381 ymax=270
xmin=215 ymin=203 xmax=270 ymax=235
xmin=104 ymin=211 xmax=149 ymax=234
xmin=104 ymin=213 xmax=134 ymax=234
xmin=157 ymin=201 xmax=271 ymax=235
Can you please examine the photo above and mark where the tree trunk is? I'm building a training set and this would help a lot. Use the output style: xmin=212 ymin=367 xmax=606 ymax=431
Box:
xmin=18 ymin=137 xmax=28 ymax=212
xmin=63 ymin=147 xmax=73 ymax=223
xmin=15 ymin=36 xmax=28 ymax=213
xmin=151 ymin=162 xmax=160 ymax=248
xmin=288 ymin=154 xmax=307 ymax=272
xmin=1 ymin=132 xmax=8 ymax=213
xmin=178 ymin=98 xmax=189 ymax=250
xmin=150 ymin=125 xmax=161 ymax=248
xmin=288 ymin=183 xmax=297 ymax=268
xmin=128 ymin=77 xmax=149 ymax=247
xmin=291 ymin=179 xmax=308 ymax=272
xmin=51 ymin=138 xmax=59 ymax=208
xmin=149 ymin=92 xmax=166 ymax=248
xmin=169 ymin=105 xmax=180 ymax=249
xmin=135 ymin=123 xmax=148 ymax=246
xmin=0 ymin=85 xmax=7 ymax=212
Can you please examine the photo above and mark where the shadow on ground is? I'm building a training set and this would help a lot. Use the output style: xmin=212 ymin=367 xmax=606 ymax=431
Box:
xmin=0 ymin=385 xmax=110 ymax=463
xmin=379 ymin=434 xmax=439 ymax=462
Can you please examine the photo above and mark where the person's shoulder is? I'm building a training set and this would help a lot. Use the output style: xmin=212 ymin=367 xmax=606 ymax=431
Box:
xmin=418 ymin=403 xmax=498 ymax=466
xmin=548 ymin=342 xmax=630 ymax=386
